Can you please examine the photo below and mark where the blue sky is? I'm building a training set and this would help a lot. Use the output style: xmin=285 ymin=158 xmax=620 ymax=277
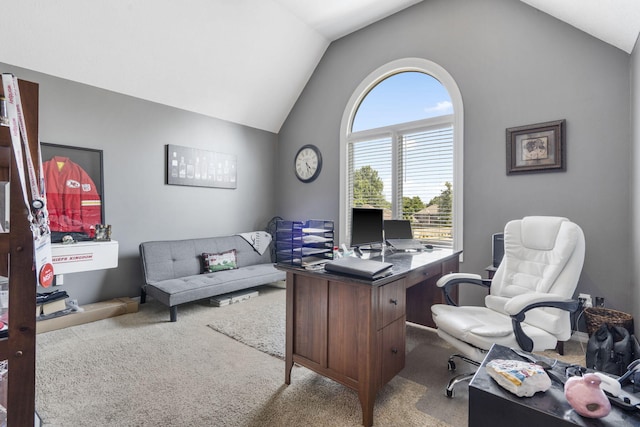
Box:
xmin=352 ymin=71 xmax=452 ymax=132
xmin=351 ymin=71 xmax=454 ymax=204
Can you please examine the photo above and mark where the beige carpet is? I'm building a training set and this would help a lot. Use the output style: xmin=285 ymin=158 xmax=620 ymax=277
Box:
xmin=207 ymin=289 xmax=286 ymax=359
xmin=205 ymin=287 xmax=469 ymax=426
xmin=35 ymin=286 xmax=586 ymax=426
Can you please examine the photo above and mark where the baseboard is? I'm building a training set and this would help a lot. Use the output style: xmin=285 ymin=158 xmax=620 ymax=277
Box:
xmin=36 ymin=297 xmax=139 ymax=333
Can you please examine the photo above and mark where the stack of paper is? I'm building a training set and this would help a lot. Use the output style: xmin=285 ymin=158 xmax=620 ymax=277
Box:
xmin=36 ymin=290 xmax=70 ymax=318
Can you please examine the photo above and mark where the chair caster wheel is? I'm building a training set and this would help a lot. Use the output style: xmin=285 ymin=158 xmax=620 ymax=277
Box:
xmin=446 ymin=388 xmax=454 ymax=398
xmin=448 ymin=360 xmax=456 ymax=371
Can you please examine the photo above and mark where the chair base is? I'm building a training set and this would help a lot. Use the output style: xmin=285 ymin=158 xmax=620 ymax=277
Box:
xmin=446 ymin=372 xmax=476 ymax=397
xmin=445 ymin=354 xmax=481 ymax=398
xmin=447 ymin=353 xmax=481 ymax=372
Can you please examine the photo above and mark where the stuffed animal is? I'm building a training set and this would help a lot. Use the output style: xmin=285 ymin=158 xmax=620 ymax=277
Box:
xmin=564 ymin=373 xmax=611 ymax=418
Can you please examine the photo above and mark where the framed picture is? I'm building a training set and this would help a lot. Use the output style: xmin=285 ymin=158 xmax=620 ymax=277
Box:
xmin=506 ymin=120 xmax=566 ymax=174
xmin=41 ymin=143 xmax=105 ymax=242
xmin=166 ymin=144 xmax=237 ymax=189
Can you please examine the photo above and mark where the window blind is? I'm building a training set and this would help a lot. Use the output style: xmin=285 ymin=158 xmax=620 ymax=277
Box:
xmin=401 ymin=126 xmax=453 ymax=247
xmin=347 ymin=124 xmax=454 ymax=247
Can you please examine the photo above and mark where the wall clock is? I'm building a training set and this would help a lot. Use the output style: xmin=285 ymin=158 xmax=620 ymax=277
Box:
xmin=294 ymin=144 xmax=322 ymax=183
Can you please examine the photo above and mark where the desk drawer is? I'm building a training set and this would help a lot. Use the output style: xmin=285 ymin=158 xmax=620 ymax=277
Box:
xmin=405 ymin=263 xmax=442 ymax=287
xmin=378 ymin=279 xmax=405 ymax=329
xmin=379 ymin=316 xmax=406 ymax=387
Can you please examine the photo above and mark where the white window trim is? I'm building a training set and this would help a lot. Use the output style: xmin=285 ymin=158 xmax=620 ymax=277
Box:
xmin=339 ymin=58 xmax=464 ymax=254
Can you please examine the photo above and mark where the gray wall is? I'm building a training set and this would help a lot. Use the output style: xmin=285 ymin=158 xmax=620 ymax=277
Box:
xmin=1 ymin=63 xmax=280 ymax=305
xmin=277 ymin=0 xmax=633 ymax=310
xmin=3 ymin=0 xmax=635 ymax=316
xmin=632 ymin=39 xmax=640 ymax=333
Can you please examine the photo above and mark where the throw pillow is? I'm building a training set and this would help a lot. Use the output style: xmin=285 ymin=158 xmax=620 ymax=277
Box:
xmin=202 ymin=250 xmax=238 ymax=273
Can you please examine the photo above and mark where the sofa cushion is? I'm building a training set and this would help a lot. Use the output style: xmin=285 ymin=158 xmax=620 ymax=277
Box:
xmin=144 ymin=263 xmax=285 ymax=307
xmin=202 ymin=250 xmax=238 ymax=273
xmin=140 ymin=235 xmax=273 ymax=283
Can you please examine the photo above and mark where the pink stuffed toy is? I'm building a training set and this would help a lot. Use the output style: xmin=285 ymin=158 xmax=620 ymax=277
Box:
xmin=564 ymin=373 xmax=611 ymax=418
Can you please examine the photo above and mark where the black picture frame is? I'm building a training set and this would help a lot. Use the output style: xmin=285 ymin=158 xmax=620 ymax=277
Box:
xmin=506 ymin=120 xmax=566 ymax=174
xmin=166 ymin=144 xmax=237 ymax=189
xmin=41 ymin=143 xmax=105 ymax=241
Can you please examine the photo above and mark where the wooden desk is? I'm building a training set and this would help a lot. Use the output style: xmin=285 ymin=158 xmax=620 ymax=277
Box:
xmin=485 ymin=264 xmax=497 ymax=279
xmin=278 ymin=249 xmax=461 ymax=427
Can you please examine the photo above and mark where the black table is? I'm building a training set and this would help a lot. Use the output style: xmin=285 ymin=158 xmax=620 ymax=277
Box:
xmin=469 ymin=344 xmax=640 ymax=426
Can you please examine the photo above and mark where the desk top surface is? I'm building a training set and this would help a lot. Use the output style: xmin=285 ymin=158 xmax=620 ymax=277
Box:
xmin=277 ymin=248 xmax=461 ymax=286
xmin=470 ymin=344 xmax=640 ymax=426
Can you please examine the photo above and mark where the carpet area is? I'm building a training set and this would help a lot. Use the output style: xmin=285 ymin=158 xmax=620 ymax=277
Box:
xmin=207 ymin=288 xmax=286 ymax=359
xmin=35 ymin=285 xmax=587 ymax=426
xmin=206 ymin=286 xmax=470 ymax=426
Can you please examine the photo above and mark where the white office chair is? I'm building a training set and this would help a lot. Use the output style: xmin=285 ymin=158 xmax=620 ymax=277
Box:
xmin=431 ymin=216 xmax=585 ymax=397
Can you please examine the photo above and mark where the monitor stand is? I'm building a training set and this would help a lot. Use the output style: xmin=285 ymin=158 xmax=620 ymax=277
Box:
xmin=354 ymin=243 xmax=384 ymax=257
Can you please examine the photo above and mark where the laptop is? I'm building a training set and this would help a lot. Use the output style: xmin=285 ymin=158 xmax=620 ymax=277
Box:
xmin=384 ymin=220 xmax=426 ymax=251
xmin=324 ymin=257 xmax=393 ymax=280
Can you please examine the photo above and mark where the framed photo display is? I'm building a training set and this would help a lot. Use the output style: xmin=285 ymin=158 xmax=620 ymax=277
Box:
xmin=506 ymin=119 xmax=566 ymax=175
xmin=166 ymin=144 xmax=237 ymax=189
xmin=41 ymin=143 xmax=105 ymax=242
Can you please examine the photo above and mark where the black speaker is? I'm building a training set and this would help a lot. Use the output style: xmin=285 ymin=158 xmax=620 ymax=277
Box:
xmin=492 ymin=233 xmax=504 ymax=268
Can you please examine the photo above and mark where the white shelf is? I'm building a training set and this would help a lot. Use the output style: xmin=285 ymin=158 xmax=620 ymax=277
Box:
xmin=51 ymin=240 xmax=119 ymax=274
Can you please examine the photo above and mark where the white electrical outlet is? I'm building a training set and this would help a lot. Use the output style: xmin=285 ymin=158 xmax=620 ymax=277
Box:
xmin=579 ymin=293 xmax=592 ymax=307
xmin=56 ymin=274 xmax=64 ymax=285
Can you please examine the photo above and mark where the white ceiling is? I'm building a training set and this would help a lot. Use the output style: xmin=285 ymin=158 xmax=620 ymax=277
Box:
xmin=521 ymin=0 xmax=640 ymax=54
xmin=1 ymin=0 xmax=638 ymax=134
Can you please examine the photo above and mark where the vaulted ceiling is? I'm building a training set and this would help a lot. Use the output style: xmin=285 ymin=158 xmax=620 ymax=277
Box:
xmin=2 ymin=1 xmax=639 ymax=134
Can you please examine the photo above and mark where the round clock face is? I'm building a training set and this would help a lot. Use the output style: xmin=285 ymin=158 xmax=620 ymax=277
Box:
xmin=294 ymin=144 xmax=322 ymax=183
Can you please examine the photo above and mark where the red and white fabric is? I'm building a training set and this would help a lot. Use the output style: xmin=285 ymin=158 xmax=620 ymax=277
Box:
xmin=43 ymin=156 xmax=101 ymax=238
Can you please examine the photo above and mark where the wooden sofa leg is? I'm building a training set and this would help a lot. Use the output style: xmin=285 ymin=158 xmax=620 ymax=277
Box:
xmin=170 ymin=306 xmax=177 ymax=322
xmin=140 ymin=288 xmax=146 ymax=304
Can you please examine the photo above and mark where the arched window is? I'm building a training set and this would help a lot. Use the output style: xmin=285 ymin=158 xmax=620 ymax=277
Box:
xmin=339 ymin=58 xmax=463 ymax=250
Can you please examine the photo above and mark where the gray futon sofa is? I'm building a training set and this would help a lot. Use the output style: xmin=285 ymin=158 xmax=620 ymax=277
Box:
xmin=139 ymin=234 xmax=284 ymax=321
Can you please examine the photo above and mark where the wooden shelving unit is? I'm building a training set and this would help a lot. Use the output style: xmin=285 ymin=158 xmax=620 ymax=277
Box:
xmin=0 ymin=78 xmax=39 ymax=426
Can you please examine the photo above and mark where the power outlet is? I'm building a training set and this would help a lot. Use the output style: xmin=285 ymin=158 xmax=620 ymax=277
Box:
xmin=578 ymin=293 xmax=592 ymax=308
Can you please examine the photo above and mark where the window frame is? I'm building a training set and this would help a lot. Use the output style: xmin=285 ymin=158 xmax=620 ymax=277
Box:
xmin=339 ymin=58 xmax=464 ymax=252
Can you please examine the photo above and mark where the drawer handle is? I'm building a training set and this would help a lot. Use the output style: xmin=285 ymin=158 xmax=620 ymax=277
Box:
xmin=391 ymin=348 xmax=398 ymax=354
xmin=390 ymin=299 xmax=398 ymax=305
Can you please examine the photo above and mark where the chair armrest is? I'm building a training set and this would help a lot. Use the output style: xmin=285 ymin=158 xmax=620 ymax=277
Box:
xmin=505 ymin=293 xmax=580 ymax=352
xmin=436 ymin=273 xmax=491 ymax=306
xmin=436 ymin=273 xmax=484 ymax=287
xmin=503 ymin=293 xmax=576 ymax=315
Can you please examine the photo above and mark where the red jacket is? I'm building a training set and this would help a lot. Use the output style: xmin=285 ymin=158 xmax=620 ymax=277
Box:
xmin=43 ymin=156 xmax=102 ymax=237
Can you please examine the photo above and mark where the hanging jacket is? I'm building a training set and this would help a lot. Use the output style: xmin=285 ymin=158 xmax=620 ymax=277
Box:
xmin=43 ymin=156 xmax=101 ymax=238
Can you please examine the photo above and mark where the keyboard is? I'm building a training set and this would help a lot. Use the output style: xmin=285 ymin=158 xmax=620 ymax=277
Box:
xmin=386 ymin=239 xmax=425 ymax=251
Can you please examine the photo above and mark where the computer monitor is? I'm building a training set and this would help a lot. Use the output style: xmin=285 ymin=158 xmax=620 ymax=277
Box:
xmin=492 ymin=233 xmax=504 ymax=268
xmin=383 ymin=220 xmax=413 ymax=240
xmin=350 ymin=208 xmax=384 ymax=250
